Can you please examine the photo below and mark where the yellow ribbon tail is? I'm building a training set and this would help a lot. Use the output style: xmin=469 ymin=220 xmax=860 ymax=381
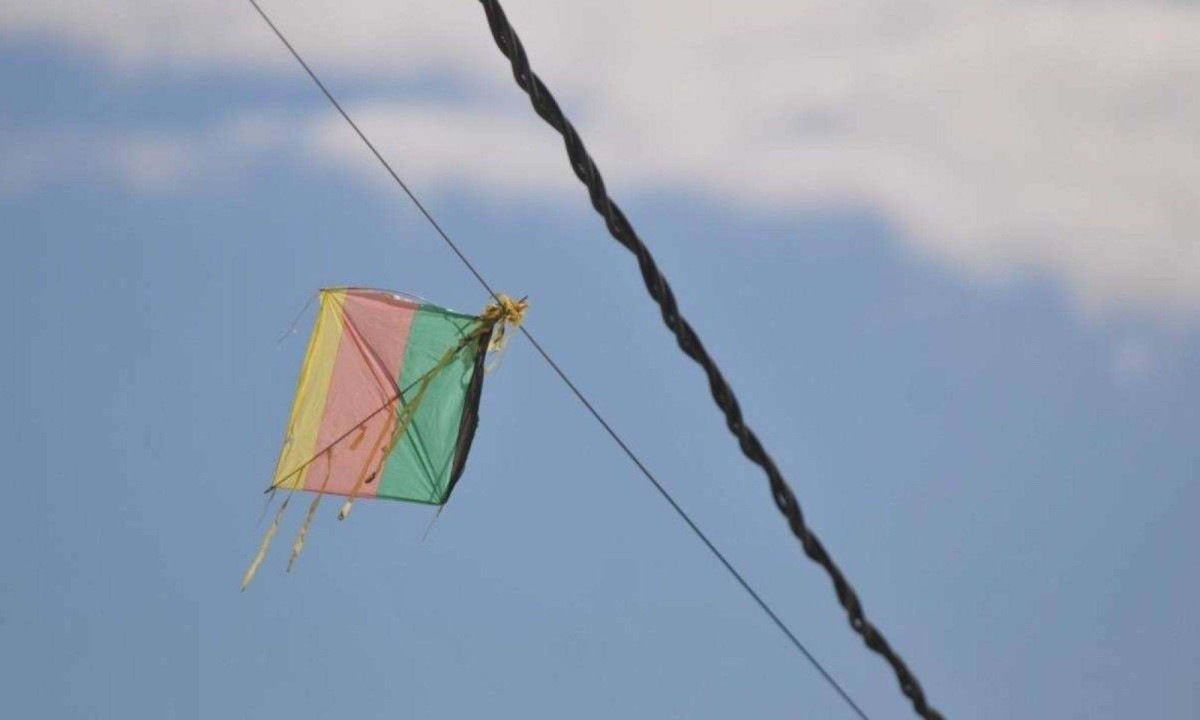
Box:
xmin=288 ymin=450 xmax=334 ymax=572
xmin=287 ymin=492 xmax=323 ymax=572
xmin=242 ymin=494 xmax=291 ymax=591
xmin=338 ymin=498 xmax=354 ymax=521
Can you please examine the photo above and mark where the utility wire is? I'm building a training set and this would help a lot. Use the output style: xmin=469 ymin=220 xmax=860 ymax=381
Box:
xmin=473 ymin=2 xmax=942 ymax=717
xmin=245 ymin=1 xmax=874 ymax=718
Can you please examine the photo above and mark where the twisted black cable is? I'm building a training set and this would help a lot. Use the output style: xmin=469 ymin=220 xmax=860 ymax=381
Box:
xmin=473 ymin=2 xmax=942 ymax=717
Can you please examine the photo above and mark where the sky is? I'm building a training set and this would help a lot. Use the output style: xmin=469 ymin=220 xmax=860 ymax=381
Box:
xmin=1 ymin=1 xmax=1198 ymax=718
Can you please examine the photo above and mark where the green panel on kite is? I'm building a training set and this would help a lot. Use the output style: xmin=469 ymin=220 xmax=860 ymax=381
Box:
xmin=377 ymin=304 xmax=486 ymax=504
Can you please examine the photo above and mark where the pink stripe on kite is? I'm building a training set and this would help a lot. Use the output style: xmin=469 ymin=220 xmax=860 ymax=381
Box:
xmin=306 ymin=290 xmax=418 ymax=497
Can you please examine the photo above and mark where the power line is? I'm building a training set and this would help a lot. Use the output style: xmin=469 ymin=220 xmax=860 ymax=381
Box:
xmin=244 ymin=1 xmax=873 ymax=718
xmin=473 ymin=2 xmax=942 ymax=717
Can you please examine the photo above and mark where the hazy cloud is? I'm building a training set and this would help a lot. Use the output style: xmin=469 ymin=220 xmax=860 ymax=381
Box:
xmin=0 ymin=115 xmax=296 ymax=194
xmin=0 ymin=127 xmax=195 ymax=193
xmin=3 ymin=0 xmax=1198 ymax=317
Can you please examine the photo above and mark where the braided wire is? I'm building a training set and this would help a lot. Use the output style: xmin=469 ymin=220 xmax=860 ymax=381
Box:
xmin=474 ymin=2 xmax=942 ymax=717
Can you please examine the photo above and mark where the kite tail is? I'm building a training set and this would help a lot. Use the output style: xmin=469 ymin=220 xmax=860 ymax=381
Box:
xmin=288 ymin=451 xmax=333 ymax=572
xmin=242 ymin=493 xmax=292 ymax=591
xmin=288 ymin=493 xmax=322 ymax=572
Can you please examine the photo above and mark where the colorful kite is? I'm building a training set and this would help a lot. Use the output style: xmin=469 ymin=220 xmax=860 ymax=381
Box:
xmin=243 ymin=287 xmax=526 ymax=588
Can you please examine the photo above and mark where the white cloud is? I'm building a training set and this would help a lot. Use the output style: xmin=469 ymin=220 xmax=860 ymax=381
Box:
xmin=302 ymin=102 xmax=572 ymax=200
xmin=0 ymin=115 xmax=296 ymax=194
xmin=3 ymin=0 xmax=1199 ymax=318
xmin=0 ymin=127 xmax=193 ymax=193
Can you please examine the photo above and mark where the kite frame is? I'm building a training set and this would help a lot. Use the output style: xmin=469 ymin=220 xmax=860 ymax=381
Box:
xmin=267 ymin=289 xmax=494 ymax=506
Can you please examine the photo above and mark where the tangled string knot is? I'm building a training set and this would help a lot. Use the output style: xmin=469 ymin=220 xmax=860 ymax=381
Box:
xmin=480 ymin=294 xmax=528 ymax=355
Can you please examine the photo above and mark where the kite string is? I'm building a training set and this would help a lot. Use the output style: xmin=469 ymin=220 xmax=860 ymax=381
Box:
xmin=243 ymin=3 xmax=871 ymax=719
xmin=256 ymin=487 xmax=278 ymax=527
xmin=420 ymin=506 xmax=444 ymax=543
xmin=277 ymin=291 xmax=318 ymax=346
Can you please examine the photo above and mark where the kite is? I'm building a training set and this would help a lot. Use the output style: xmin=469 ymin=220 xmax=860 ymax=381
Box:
xmin=242 ymin=287 xmax=526 ymax=589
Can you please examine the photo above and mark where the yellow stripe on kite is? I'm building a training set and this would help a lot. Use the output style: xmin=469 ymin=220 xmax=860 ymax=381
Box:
xmin=271 ymin=290 xmax=347 ymax=490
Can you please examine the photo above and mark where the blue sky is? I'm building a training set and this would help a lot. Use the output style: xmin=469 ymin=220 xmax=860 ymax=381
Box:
xmin=3 ymin=3 xmax=1199 ymax=718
